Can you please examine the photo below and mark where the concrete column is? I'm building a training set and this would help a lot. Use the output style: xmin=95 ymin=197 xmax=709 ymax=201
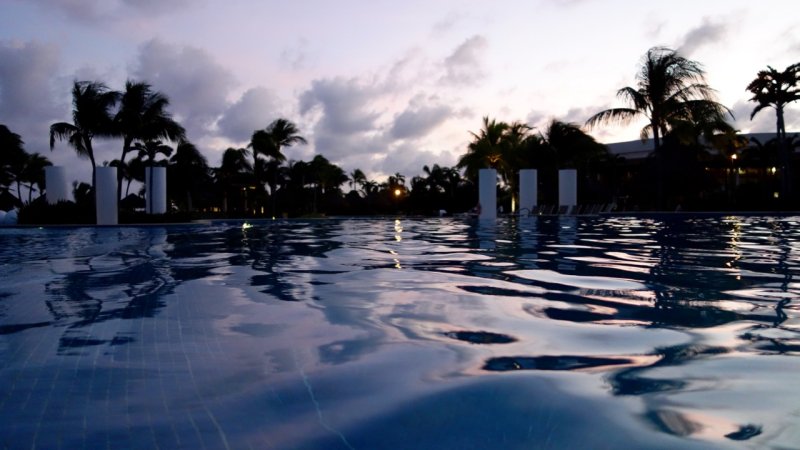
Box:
xmin=558 ymin=169 xmax=577 ymax=207
xmin=45 ymin=166 xmax=70 ymax=204
xmin=145 ymin=166 xmax=167 ymax=214
xmin=519 ymin=169 xmax=538 ymax=215
xmin=96 ymin=167 xmax=118 ymax=225
xmin=478 ymin=168 xmax=497 ymax=220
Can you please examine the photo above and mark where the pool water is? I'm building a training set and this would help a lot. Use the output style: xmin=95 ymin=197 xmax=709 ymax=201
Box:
xmin=0 ymin=216 xmax=798 ymax=449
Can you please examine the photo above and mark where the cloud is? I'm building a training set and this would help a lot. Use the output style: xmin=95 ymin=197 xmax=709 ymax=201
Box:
xmin=300 ymin=77 xmax=383 ymax=136
xmin=298 ymin=76 xmax=389 ymax=170
xmin=526 ymin=110 xmax=548 ymax=129
xmin=390 ymin=100 xmax=452 ymax=140
xmin=119 ymin=0 xmax=196 ymax=14
xmin=431 ymin=11 xmax=467 ymax=36
xmin=217 ymin=87 xmax=281 ymax=142
xmin=0 ymin=40 xmax=65 ymax=158
xmin=289 ymin=38 xmax=496 ymax=178
xmin=676 ymin=18 xmax=728 ymax=56
xmin=440 ymin=35 xmax=488 ymax=85
xmin=130 ymin=39 xmax=237 ymax=140
xmin=21 ymin=0 xmax=195 ymax=22
xmin=730 ymin=99 xmax=779 ymax=133
xmin=280 ymin=38 xmax=310 ymax=71
xmin=380 ymin=144 xmax=441 ymax=177
xmin=0 ymin=41 xmax=62 ymax=124
xmin=562 ymin=106 xmax=602 ymax=126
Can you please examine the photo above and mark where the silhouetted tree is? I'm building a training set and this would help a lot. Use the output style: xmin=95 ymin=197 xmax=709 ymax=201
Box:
xmin=215 ymin=147 xmax=252 ymax=213
xmin=586 ymin=47 xmax=731 ymax=206
xmin=0 ymin=124 xmax=27 ymax=205
xmin=458 ymin=116 xmax=511 ymax=182
xmin=250 ymin=118 xmax=307 ymax=214
xmin=17 ymin=153 xmax=52 ymax=204
xmin=747 ymin=63 xmax=800 ymax=200
xmin=349 ymin=168 xmax=367 ymax=194
xmin=169 ymin=141 xmax=210 ymax=212
xmin=114 ymin=80 xmax=185 ymax=201
xmin=50 ymin=81 xmax=119 ymax=189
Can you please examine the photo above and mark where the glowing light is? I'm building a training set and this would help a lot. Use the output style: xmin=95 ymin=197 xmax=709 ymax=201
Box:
xmin=731 ymin=154 xmax=738 ymax=161
xmin=242 ymin=222 xmax=253 ymax=230
xmin=394 ymin=188 xmax=402 ymax=197
xmin=770 ymin=167 xmax=777 ymax=175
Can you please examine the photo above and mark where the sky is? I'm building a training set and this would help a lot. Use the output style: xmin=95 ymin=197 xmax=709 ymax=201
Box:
xmin=1 ymin=0 xmax=799 ymax=185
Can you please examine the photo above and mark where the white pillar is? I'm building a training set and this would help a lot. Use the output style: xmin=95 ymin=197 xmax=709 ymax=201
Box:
xmin=558 ymin=169 xmax=577 ymax=207
xmin=96 ymin=167 xmax=118 ymax=225
xmin=519 ymin=169 xmax=538 ymax=214
xmin=145 ymin=166 xmax=167 ymax=214
xmin=478 ymin=169 xmax=497 ymax=220
xmin=45 ymin=166 xmax=70 ymax=204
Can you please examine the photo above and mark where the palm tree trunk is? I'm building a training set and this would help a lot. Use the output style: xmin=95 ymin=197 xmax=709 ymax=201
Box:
xmin=186 ymin=190 xmax=193 ymax=212
xmin=777 ymin=107 xmax=791 ymax=205
xmin=85 ymin=138 xmax=98 ymax=200
xmin=16 ymin=181 xmax=23 ymax=205
xmin=653 ymin=123 xmax=663 ymax=210
xmin=147 ymin=166 xmax=153 ymax=214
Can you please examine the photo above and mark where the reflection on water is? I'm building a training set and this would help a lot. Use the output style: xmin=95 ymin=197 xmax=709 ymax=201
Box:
xmin=0 ymin=216 xmax=799 ymax=448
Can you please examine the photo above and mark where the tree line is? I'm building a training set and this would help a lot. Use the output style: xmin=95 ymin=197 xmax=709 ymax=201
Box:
xmin=1 ymin=46 xmax=798 ymax=220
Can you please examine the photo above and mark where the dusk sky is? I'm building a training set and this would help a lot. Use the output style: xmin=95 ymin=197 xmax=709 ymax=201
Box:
xmin=1 ymin=0 xmax=798 ymax=184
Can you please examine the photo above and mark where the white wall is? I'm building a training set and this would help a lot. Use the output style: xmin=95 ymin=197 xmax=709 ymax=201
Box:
xmin=45 ymin=166 xmax=70 ymax=204
xmin=145 ymin=167 xmax=167 ymax=214
xmin=478 ymin=169 xmax=497 ymax=220
xmin=558 ymin=169 xmax=577 ymax=207
xmin=96 ymin=167 xmax=118 ymax=225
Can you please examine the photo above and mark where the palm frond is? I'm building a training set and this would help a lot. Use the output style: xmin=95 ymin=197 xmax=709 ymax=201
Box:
xmin=49 ymin=122 xmax=79 ymax=149
xmin=585 ymin=108 xmax=639 ymax=129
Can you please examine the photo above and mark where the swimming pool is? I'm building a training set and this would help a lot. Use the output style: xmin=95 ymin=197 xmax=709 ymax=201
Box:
xmin=0 ymin=216 xmax=798 ymax=449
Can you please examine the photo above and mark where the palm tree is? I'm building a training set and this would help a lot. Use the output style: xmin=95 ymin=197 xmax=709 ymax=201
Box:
xmin=309 ymin=155 xmax=347 ymax=193
xmin=50 ymin=81 xmax=119 ymax=190
xmin=115 ymin=80 xmax=185 ymax=201
xmin=134 ymin=140 xmax=173 ymax=213
xmin=388 ymin=172 xmax=406 ymax=188
xmin=110 ymin=156 xmax=147 ymax=199
xmin=457 ymin=116 xmax=511 ymax=182
xmin=18 ymin=153 xmax=52 ymax=204
xmin=458 ymin=117 xmax=535 ymax=210
xmin=1 ymin=124 xmax=26 ymax=199
xmin=501 ymin=121 xmax=533 ymax=209
xmin=216 ymin=147 xmax=252 ymax=213
xmin=134 ymin=140 xmax=173 ymax=166
xmin=349 ymin=168 xmax=367 ymax=193
xmin=586 ymin=47 xmax=731 ymax=205
xmin=169 ymin=141 xmax=209 ymax=212
xmin=747 ymin=63 xmax=800 ymax=199
xmin=362 ymin=180 xmax=380 ymax=196
xmin=544 ymin=120 xmax=608 ymax=169
xmin=250 ymin=119 xmax=307 ymax=182
xmin=250 ymin=118 xmax=307 ymax=213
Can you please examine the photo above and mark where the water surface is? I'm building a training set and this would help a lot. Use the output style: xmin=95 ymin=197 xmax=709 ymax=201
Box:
xmin=0 ymin=216 xmax=798 ymax=449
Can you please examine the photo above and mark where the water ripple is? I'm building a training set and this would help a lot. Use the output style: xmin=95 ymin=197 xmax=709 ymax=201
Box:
xmin=2 ymin=216 xmax=800 ymax=448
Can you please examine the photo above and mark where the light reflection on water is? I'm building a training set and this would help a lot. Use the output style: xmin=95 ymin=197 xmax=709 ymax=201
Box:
xmin=0 ymin=216 xmax=799 ymax=448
